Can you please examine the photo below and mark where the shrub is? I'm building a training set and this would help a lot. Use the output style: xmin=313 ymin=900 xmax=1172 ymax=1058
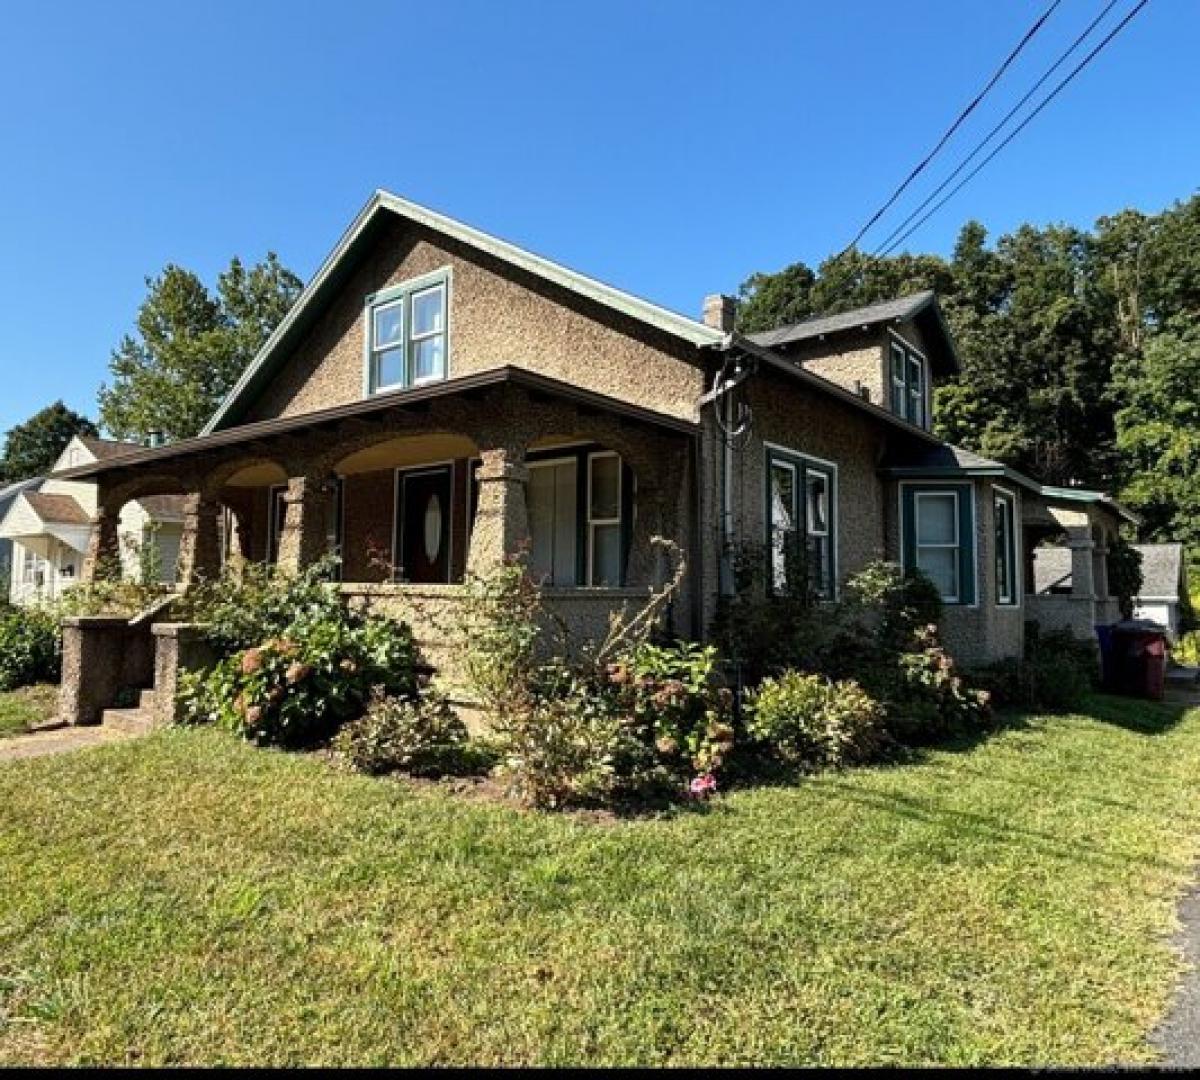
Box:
xmin=746 ymin=670 xmax=888 ymax=772
xmin=973 ymin=625 xmax=1097 ymax=712
xmin=1174 ymin=630 xmax=1200 ymax=667
xmin=871 ymin=626 xmax=992 ymax=742
xmin=179 ymin=556 xmax=345 ymax=656
xmin=333 ymin=689 xmax=475 ymax=777
xmin=176 ymin=607 xmax=420 ymax=748
xmin=0 ymin=606 xmax=61 ymax=691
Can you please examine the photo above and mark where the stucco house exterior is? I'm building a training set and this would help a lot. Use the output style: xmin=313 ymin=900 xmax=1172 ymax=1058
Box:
xmin=0 ymin=436 xmax=184 ymax=605
xmin=53 ymin=190 xmax=1138 ymax=724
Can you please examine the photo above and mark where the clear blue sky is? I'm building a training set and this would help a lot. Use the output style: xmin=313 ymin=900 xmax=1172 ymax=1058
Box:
xmin=0 ymin=0 xmax=1194 ymax=437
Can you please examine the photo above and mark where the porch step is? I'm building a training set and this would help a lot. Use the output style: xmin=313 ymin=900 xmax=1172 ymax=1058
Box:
xmin=100 ymin=707 xmax=157 ymax=736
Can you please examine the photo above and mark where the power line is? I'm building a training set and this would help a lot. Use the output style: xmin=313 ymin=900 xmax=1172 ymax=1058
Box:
xmin=877 ymin=0 xmax=1152 ymax=257
xmin=839 ymin=0 xmax=1063 ymax=254
xmin=871 ymin=0 xmax=1124 ymax=257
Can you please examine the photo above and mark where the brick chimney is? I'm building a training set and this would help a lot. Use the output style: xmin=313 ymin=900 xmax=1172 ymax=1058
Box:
xmin=702 ymin=293 xmax=737 ymax=332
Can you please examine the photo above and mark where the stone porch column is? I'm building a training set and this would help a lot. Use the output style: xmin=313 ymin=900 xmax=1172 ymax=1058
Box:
xmin=466 ymin=445 xmax=529 ymax=576
xmin=1066 ymin=525 xmax=1096 ymax=602
xmin=178 ymin=494 xmax=223 ymax=587
xmin=277 ymin=473 xmax=330 ymax=574
xmin=81 ymin=505 xmax=121 ymax=582
xmin=1093 ymin=534 xmax=1110 ymax=600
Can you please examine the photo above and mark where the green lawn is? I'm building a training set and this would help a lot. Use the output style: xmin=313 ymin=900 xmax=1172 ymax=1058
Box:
xmin=0 ymin=685 xmax=57 ymax=738
xmin=1 ymin=695 xmax=1198 ymax=1066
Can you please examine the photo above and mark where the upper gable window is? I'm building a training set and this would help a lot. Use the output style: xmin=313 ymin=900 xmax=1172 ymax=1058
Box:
xmin=889 ymin=339 xmax=929 ymax=429
xmin=366 ymin=272 xmax=449 ymax=394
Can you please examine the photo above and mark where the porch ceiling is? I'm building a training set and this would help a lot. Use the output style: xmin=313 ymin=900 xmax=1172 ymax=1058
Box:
xmin=53 ymin=366 xmax=700 ymax=485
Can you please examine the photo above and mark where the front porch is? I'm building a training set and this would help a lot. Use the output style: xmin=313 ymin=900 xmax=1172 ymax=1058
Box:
xmin=57 ymin=370 xmax=702 ymax=717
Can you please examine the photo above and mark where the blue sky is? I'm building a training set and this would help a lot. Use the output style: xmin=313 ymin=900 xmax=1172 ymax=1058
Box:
xmin=0 ymin=0 xmax=1193 ymax=437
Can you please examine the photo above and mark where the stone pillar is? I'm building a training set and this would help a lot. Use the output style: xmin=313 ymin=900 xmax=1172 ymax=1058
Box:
xmin=276 ymin=473 xmax=330 ymax=574
xmin=81 ymin=506 xmax=121 ymax=582
xmin=178 ymin=494 xmax=223 ymax=587
xmin=1093 ymin=532 xmax=1110 ymax=600
xmin=466 ymin=446 xmax=529 ymax=576
xmin=1066 ymin=525 xmax=1096 ymax=602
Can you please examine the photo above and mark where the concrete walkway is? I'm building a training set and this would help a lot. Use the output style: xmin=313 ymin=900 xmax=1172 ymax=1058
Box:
xmin=0 ymin=724 xmax=132 ymax=763
xmin=1153 ymin=884 xmax=1200 ymax=1067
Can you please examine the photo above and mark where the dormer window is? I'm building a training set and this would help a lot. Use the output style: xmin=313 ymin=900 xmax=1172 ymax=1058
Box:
xmin=366 ymin=271 xmax=449 ymax=394
xmin=889 ymin=339 xmax=929 ymax=429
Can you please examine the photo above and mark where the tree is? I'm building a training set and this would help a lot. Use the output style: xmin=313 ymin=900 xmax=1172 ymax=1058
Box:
xmin=0 ymin=401 xmax=98 ymax=485
xmin=98 ymin=253 xmax=302 ymax=441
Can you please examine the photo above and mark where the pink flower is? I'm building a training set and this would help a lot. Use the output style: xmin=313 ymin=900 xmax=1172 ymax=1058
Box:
xmin=240 ymin=648 xmax=264 ymax=676
xmin=688 ymin=773 xmax=718 ymax=799
xmin=285 ymin=661 xmax=313 ymax=686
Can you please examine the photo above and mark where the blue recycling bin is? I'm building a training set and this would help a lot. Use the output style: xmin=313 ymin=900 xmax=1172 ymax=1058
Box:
xmin=1095 ymin=624 xmax=1117 ymax=690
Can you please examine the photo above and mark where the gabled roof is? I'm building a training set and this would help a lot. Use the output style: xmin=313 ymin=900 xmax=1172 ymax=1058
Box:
xmin=204 ymin=190 xmax=723 ymax=433
xmin=1133 ymin=543 xmax=1185 ymax=601
xmin=0 ymin=475 xmax=43 ymax=507
xmin=747 ymin=290 xmax=959 ymax=374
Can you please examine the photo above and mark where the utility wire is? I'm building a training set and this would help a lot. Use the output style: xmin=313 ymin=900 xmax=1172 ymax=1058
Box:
xmin=839 ymin=0 xmax=1063 ymax=254
xmin=877 ymin=0 xmax=1151 ymax=257
xmin=872 ymin=0 xmax=1123 ymax=256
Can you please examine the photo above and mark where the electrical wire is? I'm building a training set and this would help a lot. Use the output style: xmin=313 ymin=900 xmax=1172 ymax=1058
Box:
xmin=877 ymin=0 xmax=1151 ymax=256
xmin=871 ymin=0 xmax=1124 ymax=257
xmin=839 ymin=0 xmax=1063 ymax=255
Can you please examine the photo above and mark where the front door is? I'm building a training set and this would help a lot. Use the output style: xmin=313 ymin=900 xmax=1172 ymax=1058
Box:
xmin=396 ymin=466 xmax=452 ymax=583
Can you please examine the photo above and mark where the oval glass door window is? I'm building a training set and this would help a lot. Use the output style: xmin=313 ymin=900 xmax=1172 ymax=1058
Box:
xmin=423 ymin=494 xmax=443 ymax=563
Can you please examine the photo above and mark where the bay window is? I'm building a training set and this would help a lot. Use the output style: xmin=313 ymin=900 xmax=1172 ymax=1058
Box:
xmin=901 ymin=483 xmax=976 ymax=605
xmin=994 ymin=488 xmax=1018 ymax=606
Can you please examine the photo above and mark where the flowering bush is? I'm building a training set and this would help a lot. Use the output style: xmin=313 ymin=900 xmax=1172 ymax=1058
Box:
xmin=745 ymin=670 xmax=888 ymax=772
xmin=875 ymin=625 xmax=992 ymax=742
xmin=176 ymin=609 xmax=419 ymax=748
xmin=333 ymin=689 xmax=477 ymax=777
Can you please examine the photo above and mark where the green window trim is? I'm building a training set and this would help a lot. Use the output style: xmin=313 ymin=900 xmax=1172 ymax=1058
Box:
xmin=363 ymin=268 xmax=451 ymax=396
xmin=994 ymin=488 xmax=1018 ymax=606
xmin=900 ymin=482 xmax=976 ymax=606
xmin=765 ymin=446 xmax=838 ymax=601
xmin=888 ymin=337 xmax=929 ymax=429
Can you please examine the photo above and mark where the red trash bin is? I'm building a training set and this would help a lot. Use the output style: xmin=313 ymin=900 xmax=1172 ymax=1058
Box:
xmin=1142 ymin=634 xmax=1167 ymax=701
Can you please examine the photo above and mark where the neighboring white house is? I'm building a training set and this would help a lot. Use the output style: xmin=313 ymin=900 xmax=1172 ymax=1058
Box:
xmin=0 ymin=436 xmax=185 ymax=605
xmin=1130 ymin=543 xmax=1189 ymax=641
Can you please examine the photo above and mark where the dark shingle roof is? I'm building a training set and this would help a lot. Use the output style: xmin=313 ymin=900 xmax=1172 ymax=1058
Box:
xmin=1134 ymin=543 xmax=1184 ymax=600
xmin=748 ymin=291 xmax=937 ymax=349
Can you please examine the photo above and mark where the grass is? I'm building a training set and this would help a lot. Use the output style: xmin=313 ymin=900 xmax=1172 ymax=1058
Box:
xmin=1 ymin=695 xmax=1199 ymax=1066
xmin=0 ymin=685 xmax=57 ymax=738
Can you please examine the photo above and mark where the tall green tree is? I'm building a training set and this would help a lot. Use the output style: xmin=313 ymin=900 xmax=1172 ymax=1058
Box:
xmin=0 ymin=401 xmax=98 ymax=485
xmin=98 ymin=253 xmax=302 ymax=441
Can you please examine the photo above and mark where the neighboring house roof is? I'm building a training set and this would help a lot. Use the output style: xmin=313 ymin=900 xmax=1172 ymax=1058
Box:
xmin=0 ymin=475 xmax=44 ymax=507
xmin=1032 ymin=547 xmax=1073 ymax=594
xmin=746 ymin=290 xmax=960 ymax=374
xmin=1133 ymin=543 xmax=1185 ymax=601
xmin=137 ymin=494 xmax=187 ymax=521
xmin=23 ymin=492 xmax=90 ymax=525
xmin=77 ymin=436 xmax=141 ymax=462
xmin=204 ymin=189 xmax=724 ymax=433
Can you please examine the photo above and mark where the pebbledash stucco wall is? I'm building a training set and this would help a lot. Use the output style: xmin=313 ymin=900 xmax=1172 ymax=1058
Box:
xmin=729 ymin=365 xmax=891 ymax=593
xmin=244 ymin=217 xmax=707 ymax=426
xmin=883 ymin=476 xmax=1025 ymax=666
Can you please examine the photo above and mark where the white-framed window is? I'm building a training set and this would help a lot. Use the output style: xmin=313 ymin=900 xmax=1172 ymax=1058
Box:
xmin=889 ymin=338 xmax=929 ymax=428
xmin=366 ymin=271 xmax=449 ymax=394
xmin=587 ymin=451 xmax=623 ymax=587
xmin=527 ymin=457 xmax=579 ymax=587
xmin=914 ymin=491 xmax=962 ymax=602
xmin=767 ymin=447 xmax=837 ymax=600
xmin=268 ymin=484 xmax=288 ymax=565
xmin=21 ymin=547 xmax=41 ymax=587
xmin=994 ymin=488 xmax=1018 ymax=606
